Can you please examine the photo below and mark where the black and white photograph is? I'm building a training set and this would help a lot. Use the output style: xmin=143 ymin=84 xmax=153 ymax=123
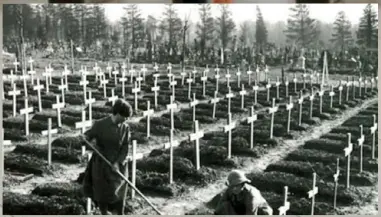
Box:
xmin=2 ymin=2 xmax=378 ymax=215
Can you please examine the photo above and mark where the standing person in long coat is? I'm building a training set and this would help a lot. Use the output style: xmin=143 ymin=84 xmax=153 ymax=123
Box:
xmin=82 ymin=99 xmax=133 ymax=215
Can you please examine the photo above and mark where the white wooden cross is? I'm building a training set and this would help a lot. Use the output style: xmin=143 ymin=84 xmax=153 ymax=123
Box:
xmin=345 ymin=76 xmax=352 ymax=102
xmin=122 ymin=62 xmax=127 ymax=72
xmin=62 ymin=65 xmax=70 ymax=91
xmin=86 ymin=153 xmax=93 ymax=214
xmin=255 ymin=66 xmax=259 ymax=81
xmin=247 ymin=66 xmax=253 ymax=85
xmin=211 ymin=91 xmax=221 ymax=119
xmin=269 ymin=98 xmax=279 ymax=139
xmin=52 ymin=95 xmax=65 ymax=127
xmin=275 ymin=77 xmax=281 ymax=99
xmin=166 ymin=96 xmax=177 ymax=130
xmin=247 ymin=106 xmax=257 ymax=149
xmin=81 ymin=66 xmax=92 ymax=80
xmin=344 ymin=133 xmax=353 ymax=188
xmin=318 ymin=85 xmax=325 ymax=114
xmin=80 ymin=75 xmax=89 ymax=102
xmin=33 ymin=78 xmax=44 ymax=112
xmin=265 ymin=79 xmax=272 ymax=102
xmin=85 ymin=91 xmax=96 ymax=122
xmin=93 ymin=62 xmax=100 ymax=74
xmin=167 ymin=63 xmax=172 ymax=73
xmin=309 ymin=88 xmax=315 ymax=119
xmin=302 ymin=72 xmax=307 ymax=89
xmin=141 ymin=64 xmax=147 ymax=82
xmin=41 ymin=118 xmax=58 ymax=165
xmin=13 ymin=58 xmax=20 ymax=72
xmin=106 ymin=62 xmax=113 ymax=78
xmin=370 ymin=115 xmax=377 ymax=159
xmin=94 ymin=64 xmax=102 ymax=82
xmin=164 ymin=129 xmax=179 ymax=184
xmin=298 ymin=90 xmax=304 ymax=126
xmin=136 ymin=71 xmax=144 ymax=90
xmin=236 ymin=68 xmax=241 ymax=87
xmin=264 ymin=65 xmax=269 ymax=81
xmin=350 ymin=76 xmax=358 ymax=100
xmin=153 ymin=63 xmax=159 ymax=72
xmin=58 ymin=78 xmax=67 ymax=105
xmin=181 ymin=70 xmax=187 ymax=86
xmin=329 ymin=85 xmax=335 ymax=109
xmin=129 ymin=68 xmax=136 ymax=84
xmin=100 ymin=77 xmax=109 ymax=98
xmin=190 ymin=93 xmax=199 ymax=122
xmin=8 ymin=84 xmax=21 ymax=117
xmin=358 ymin=77 xmax=363 ymax=98
xmin=253 ymin=80 xmax=259 ymax=105
xmin=76 ymin=110 xmax=92 ymax=155
xmin=201 ymin=71 xmax=208 ymax=97
xmin=108 ymin=89 xmax=118 ymax=106
xmin=28 ymin=68 xmax=36 ymax=86
xmin=132 ymin=81 xmax=140 ymax=111
xmin=239 ymin=84 xmax=247 ymax=109
xmin=20 ymin=97 xmax=34 ymax=136
xmin=286 ymin=95 xmax=294 ymax=133
xmin=47 ymin=64 xmax=54 ymax=85
xmin=192 ymin=67 xmax=197 ymax=80
xmin=225 ymin=69 xmax=231 ymax=87
xmin=308 ymin=172 xmax=318 ymax=215
xmin=293 ymin=74 xmax=298 ymax=93
xmin=364 ymin=78 xmax=369 ymax=94
xmin=224 ymin=113 xmax=236 ymax=159
xmin=119 ymin=72 xmax=128 ymax=97
xmin=20 ymin=73 xmax=30 ymax=98
xmin=169 ymin=76 xmax=177 ymax=100
xmin=357 ymin=125 xmax=365 ymax=172
xmin=285 ymin=77 xmax=290 ymax=98
xmin=189 ymin=120 xmax=204 ymax=170
xmin=186 ymin=73 xmax=194 ymax=99
xmin=42 ymin=68 xmax=51 ymax=93
xmin=226 ymin=87 xmax=235 ymax=114
xmin=151 ymin=80 xmax=160 ymax=108
xmin=333 ymin=158 xmax=340 ymax=209
xmin=143 ymin=101 xmax=154 ymax=138
xmin=215 ymin=70 xmax=220 ymax=93
xmin=126 ymin=140 xmax=143 ymax=199
xmin=370 ymin=77 xmax=375 ymax=92
xmin=278 ymin=186 xmax=290 ymax=215
xmin=338 ymin=81 xmax=343 ymax=105
xmin=9 ymin=70 xmax=16 ymax=85
xmin=112 ymin=69 xmax=119 ymax=86
xmin=309 ymin=73 xmax=315 ymax=87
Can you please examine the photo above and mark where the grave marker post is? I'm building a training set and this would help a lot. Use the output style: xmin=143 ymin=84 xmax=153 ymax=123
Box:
xmin=41 ymin=118 xmax=58 ymax=165
xmin=344 ymin=133 xmax=353 ymax=188
xmin=247 ymin=106 xmax=257 ymax=149
xmin=189 ymin=120 xmax=204 ymax=170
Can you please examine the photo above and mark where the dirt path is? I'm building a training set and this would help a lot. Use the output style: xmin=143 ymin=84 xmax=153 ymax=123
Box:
xmin=132 ymin=97 xmax=377 ymax=215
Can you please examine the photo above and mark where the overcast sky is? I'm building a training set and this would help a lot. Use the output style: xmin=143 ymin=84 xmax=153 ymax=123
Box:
xmin=104 ymin=4 xmax=377 ymax=25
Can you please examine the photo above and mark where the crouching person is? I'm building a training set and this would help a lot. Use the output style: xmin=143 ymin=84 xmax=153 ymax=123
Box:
xmin=215 ymin=170 xmax=273 ymax=215
xmin=82 ymin=99 xmax=133 ymax=215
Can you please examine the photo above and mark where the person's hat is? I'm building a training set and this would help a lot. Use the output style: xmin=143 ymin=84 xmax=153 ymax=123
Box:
xmin=227 ymin=170 xmax=251 ymax=186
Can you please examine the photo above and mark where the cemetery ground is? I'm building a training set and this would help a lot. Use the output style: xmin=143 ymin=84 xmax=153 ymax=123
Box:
xmin=2 ymin=59 xmax=378 ymax=215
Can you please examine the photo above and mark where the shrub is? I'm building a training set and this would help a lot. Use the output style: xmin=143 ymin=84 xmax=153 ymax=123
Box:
xmin=285 ymin=149 xmax=378 ymax=172
xmin=265 ymin=160 xmax=376 ymax=186
xmin=4 ymin=153 xmax=61 ymax=176
xmin=3 ymin=191 xmax=85 ymax=215
xmin=13 ymin=144 xmax=84 ymax=164
xmin=246 ymin=171 xmax=359 ymax=206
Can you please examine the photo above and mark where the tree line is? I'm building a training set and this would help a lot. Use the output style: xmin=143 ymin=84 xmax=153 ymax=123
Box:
xmin=3 ymin=4 xmax=378 ymax=67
